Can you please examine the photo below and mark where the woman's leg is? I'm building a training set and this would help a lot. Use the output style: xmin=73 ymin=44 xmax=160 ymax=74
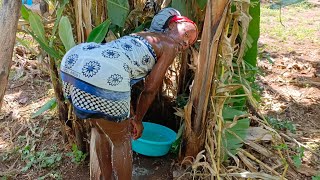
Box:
xmin=90 ymin=127 xmax=112 ymax=180
xmin=91 ymin=119 xmax=132 ymax=180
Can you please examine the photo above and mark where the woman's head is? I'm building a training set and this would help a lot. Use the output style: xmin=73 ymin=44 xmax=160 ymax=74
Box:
xmin=165 ymin=16 xmax=198 ymax=50
xmin=149 ymin=8 xmax=181 ymax=32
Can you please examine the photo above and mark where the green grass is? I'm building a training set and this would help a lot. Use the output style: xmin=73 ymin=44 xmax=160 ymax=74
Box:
xmin=289 ymin=1 xmax=317 ymax=9
xmin=261 ymin=2 xmax=319 ymax=44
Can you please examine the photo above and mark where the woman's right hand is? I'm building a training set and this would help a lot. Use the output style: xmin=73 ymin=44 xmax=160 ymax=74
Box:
xmin=130 ymin=118 xmax=144 ymax=140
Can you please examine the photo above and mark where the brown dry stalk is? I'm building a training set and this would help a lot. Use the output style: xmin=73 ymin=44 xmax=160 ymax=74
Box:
xmin=237 ymin=150 xmax=258 ymax=172
xmin=239 ymin=149 xmax=285 ymax=178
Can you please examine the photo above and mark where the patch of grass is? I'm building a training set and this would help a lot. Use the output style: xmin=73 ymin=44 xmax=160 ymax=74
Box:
xmin=19 ymin=145 xmax=62 ymax=172
xmin=312 ymin=175 xmax=320 ymax=180
xmin=274 ymin=143 xmax=289 ymax=150
xmin=261 ymin=3 xmax=319 ymax=44
xmin=292 ymin=146 xmax=304 ymax=168
xmin=289 ymin=1 xmax=316 ymax=10
xmin=266 ymin=117 xmax=296 ymax=133
xmin=1 ymin=176 xmax=11 ymax=180
xmin=66 ymin=144 xmax=87 ymax=164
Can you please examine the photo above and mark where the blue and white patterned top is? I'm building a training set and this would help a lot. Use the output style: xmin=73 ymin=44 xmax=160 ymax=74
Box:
xmin=60 ymin=35 xmax=157 ymax=92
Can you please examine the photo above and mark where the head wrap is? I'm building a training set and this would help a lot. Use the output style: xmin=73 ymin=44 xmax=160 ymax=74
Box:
xmin=149 ymin=7 xmax=181 ymax=32
xmin=169 ymin=16 xmax=196 ymax=26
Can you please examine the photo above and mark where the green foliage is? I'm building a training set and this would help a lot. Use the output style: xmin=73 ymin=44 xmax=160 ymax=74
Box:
xmin=172 ymin=0 xmax=190 ymax=16
xmin=107 ymin=0 xmax=129 ymax=27
xmin=170 ymin=123 xmax=185 ymax=155
xmin=243 ymin=0 xmax=260 ymax=67
xmin=258 ymin=50 xmax=275 ymax=64
xmin=66 ymin=144 xmax=87 ymax=164
xmin=270 ymin=0 xmax=304 ymax=9
xmin=16 ymin=37 xmax=37 ymax=54
xmin=196 ymin=0 xmax=208 ymax=10
xmin=223 ymin=118 xmax=250 ymax=158
xmin=87 ymin=19 xmax=111 ymax=43
xmin=266 ymin=117 xmax=296 ymax=133
xmin=222 ymin=106 xmax=246 ymax=120
xmin=222 ymin=106 xmax=250 ymax=159
xmin=31 ymin=98 xmax=57 ymax=119
xmin=312 ymin=175 xmax=320 ymax=180
xmin=26 ymin=29 xmax=61 ymax=59
xmin=274 ymin=144 xmax=305 ymax=168
xmin=132 ymin=21 xmax=152 ymax=33
xmin=20 ymin=5 xmax=30 ymax=20
xmin=29 ymin=12 xmax=47 ymax=45
xmin=50 ymin=0 xmax=69 ymax=47
xmin=21 ymin=1 xmax=69 ymax=58
xmin=58 ymin=16 xmax=76 ymax=51
xmin=292 ymin=146 xmax=304 ymax=168
xmin=261 ymin=3 xmax=318 ymax=44
xmin=176 ymin=94 xmax=189 ymax=108
xmin=274 ymin=143 xmax=288 ymax=150
xmin=19 ymin=145 xmax=62 ymax=172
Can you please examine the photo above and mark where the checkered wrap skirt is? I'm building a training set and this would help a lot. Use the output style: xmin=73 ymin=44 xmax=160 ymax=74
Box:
xmin=61 ymin=72 xmax=130 ymax=122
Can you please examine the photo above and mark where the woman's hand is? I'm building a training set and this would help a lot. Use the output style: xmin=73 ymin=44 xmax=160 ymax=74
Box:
xmin=130 ymin=118 xmax=144 ymax=140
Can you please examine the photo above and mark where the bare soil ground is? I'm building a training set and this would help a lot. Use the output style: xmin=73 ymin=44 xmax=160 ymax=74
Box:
xmin=0 ymin=1 xmax=320 ymax=179
xmin=258 ymin=0 xmax=320 ymax=178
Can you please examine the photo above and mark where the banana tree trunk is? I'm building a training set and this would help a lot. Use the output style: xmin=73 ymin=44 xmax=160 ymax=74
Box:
xmin=0 ymin=0 xmax=21 ymax=111
xmin=49 ymin=57 xmax=69 ymax=141
xmin=73 ymin=0 xmax=93 ymax=42
xmin=183 ymin=0 xmax=230 ymax=158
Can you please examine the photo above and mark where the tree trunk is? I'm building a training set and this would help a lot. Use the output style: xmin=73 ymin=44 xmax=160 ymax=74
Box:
xmin=0 ymin=0 xmax=21 ymax=111
xmin=182 ymin=0 xmax=230 ymax=158
xmin=49 ymin=57 xmax=69 ymax=141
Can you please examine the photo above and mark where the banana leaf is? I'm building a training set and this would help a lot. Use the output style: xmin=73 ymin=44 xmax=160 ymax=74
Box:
xmin=87 ymin=19 xmax=111 ymax=43
xmin=31 ymin=98 xmax=57 ymax=118
xmin=29 ymin=12 xmax=47 ymax=45
xmin=107 ymin=0 xmax=129 ymax=27
xmin=59 ymin=16 xmax=76 ymax=51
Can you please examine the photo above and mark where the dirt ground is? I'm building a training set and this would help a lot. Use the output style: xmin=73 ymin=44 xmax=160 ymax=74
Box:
xmin=1 ymin=1 xmax=320 ymax=179
xmin=257 ymin=0 xmax=320 ymax=178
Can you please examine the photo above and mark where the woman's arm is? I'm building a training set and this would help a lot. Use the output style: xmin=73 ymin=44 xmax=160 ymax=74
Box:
xmin=131 ymin=49 xmax=176 ymax=139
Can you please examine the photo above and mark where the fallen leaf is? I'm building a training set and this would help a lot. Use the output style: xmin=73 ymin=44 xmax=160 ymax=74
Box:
xmin=245 ymin=127 xmax=273 ymax=141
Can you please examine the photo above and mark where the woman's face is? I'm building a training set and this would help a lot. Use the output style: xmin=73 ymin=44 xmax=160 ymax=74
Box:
xmin=169 ymin=21 xmax=198 ymax=50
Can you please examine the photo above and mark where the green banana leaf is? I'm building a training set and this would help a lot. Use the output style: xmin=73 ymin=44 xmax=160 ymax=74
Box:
xmin=50 ymin=0 xmax=69 ymax=47
xmin=87 ymin=19 xmax=111 ymax=43
xmin=20 ymin=5 xmax=30 ymax=20
xmin=172 ymin=0 xmax=190 ymax=16
xmin=31 ymin=98 xmax=57 ymax=118
xmin=243 ymin=0 xmax=260 ymax=67
xmin=196 ymin=0 xmax=207 ymax=10
xmin=223 ymin=118 xmax=250 ymax=159
xmin=222 ymin=106 xmax=246 ymax=120
xmin=107 ymin=0 xmax=129 ymax=27
xmin=59 ymin=16 xmax=76 ymax=51
xmin=26 ymin=29 xmax=61 ymax=59
xmin=29 ymin=12 xmax=48 ymax=46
